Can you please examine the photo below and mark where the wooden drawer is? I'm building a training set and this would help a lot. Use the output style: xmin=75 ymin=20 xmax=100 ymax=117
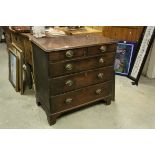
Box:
xmin=50 ymin=66 xmax=113 ymax=95
xmin=87 ymin=43 xmax=116 ymax=56
xmin=49 ymin=52 xmax=115 ymax=77
xmin=50 ymin=81 xmax=112 ymax=113
xmin=11 ymin=33 xmax=24 ymax=50
xmin=48 ymin=48 xmax=86 ymax=62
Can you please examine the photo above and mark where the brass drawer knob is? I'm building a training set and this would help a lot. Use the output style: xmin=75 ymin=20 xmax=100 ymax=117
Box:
xmin=65 ymin=98 xmax=73 ymax=104
xmin=65 ymin=64 xmax=73 ymax=71
xmin=96 ymin=89 xmax=102 ymax=95
xmin=100 ymin=46 xmax=106 ymax=52
xmin=98 ymin=73 xmax=104 ymax=79
xmin=99 ymin=58 xmax=104 ymax=64
xmin=66 ymin=50 xmax=74 ymax=58
xmin=65 ymin=80 xmax=73 ymax=87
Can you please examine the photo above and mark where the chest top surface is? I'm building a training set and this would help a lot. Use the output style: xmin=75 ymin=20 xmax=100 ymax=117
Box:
xmin=30 ymin=34 xmax=117 ymax=52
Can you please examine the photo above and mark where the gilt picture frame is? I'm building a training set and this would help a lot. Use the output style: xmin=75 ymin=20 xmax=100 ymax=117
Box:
xmin=13 ymin=44 xmax=25 ymax=94
xmin=10 ymin=44 xmax=25 ymax=94
xmin=8 ymin=49 xmax=19 ymax=91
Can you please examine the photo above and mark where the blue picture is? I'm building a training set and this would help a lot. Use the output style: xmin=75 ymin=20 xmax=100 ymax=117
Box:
xmin=114 ymin=42 xmax=136 ymax=76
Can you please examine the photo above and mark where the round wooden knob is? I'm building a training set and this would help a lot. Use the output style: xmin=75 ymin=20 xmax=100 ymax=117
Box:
xmin=96 ymin=89 xmax=102 ymax=95
xmin=98 ymin=73 xmax=104 ymax=79
xmin=100 ymin=46 xmax=106 ymax=52
xmin=65 ymin=98 xmax=73 ymax=104
xmin=99 ymin=58 xmax=104 ymax=64
xmin=65 ymin=64 xmax=73 ymax=71
xmin=66 ymin=50 xmax=74 ymax=58
xmin=65 ymin=80 xmax=73 ymax=87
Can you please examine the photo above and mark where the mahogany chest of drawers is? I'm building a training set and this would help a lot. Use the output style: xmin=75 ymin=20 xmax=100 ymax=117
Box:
xmin=31 ymin=34 xmax=117 ymax=125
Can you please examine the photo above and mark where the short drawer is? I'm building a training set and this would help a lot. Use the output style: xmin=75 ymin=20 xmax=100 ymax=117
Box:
xmin=49 ymin=52 xmax=115 ymax=77
xmin=87 ymin=43 xmax=116 ymax=56
xmin=50 ymin=66 xmax=113 ymax=95
xmin=48 ymin=48 xmax=86 ymax=62
xmin=50 ymin=81 xmax=112 ymax=113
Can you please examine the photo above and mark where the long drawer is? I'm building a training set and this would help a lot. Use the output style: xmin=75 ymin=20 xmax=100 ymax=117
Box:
xmin=49 ymin=52 xmax=115 ymax=77
xmin=50 ymin=66 xmax=113 ymax=95
xmin=50 ymin=81 xmax=112 ymax=113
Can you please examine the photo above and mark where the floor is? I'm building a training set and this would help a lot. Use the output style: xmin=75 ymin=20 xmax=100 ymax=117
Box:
xmin=0 ymin=43 xmax=155 ymax=129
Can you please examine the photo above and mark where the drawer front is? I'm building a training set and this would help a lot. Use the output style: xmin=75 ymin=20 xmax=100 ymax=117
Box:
xmin=50 ymin=81 xmax=112 ymax=113
xmin=49 ymin=52 xmax=115 ymax=77
xmin=50 ymin=66 xmax=113 ymax=95
xmin=48 ymin=48 xmax=86 ymax=62
xmin=87 ymin=44 xmax=116 ymax=56
xmin=12 ymin=33 xmax=24 ymax=50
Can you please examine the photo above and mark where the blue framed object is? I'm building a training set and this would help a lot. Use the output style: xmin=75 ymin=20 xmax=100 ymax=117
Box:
xmin=114 ymin=41 xmax=137 ymax=76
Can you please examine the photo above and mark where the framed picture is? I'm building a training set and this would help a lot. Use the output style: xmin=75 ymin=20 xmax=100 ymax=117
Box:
xmin=129 ymin=26 xmax=155 ymax=85
xmin=11 ymin=44 xmax=25 ymax=94
xmin=114 ymin=41 xmax=137 ymax=76
xmin=13 ymin=44 xmax=25 ymax=94
xmin=8 ymin=49 xmax=19 ymax=91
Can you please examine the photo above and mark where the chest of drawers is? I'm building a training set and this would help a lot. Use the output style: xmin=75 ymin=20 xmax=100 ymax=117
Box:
xmin=31 ymin=34 xmax=117 ymax=125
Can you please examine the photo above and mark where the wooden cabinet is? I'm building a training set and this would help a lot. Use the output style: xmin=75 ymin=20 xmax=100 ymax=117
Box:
xmin=102 ymin=26 xmax=143 ymax=42
xmin=31 ymin=34 xmax=117 ymax=125
xmin=3 ymin=27 xmax=33 ymax=90
xmin=3 ymin=27 xmax=33 ymax=66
